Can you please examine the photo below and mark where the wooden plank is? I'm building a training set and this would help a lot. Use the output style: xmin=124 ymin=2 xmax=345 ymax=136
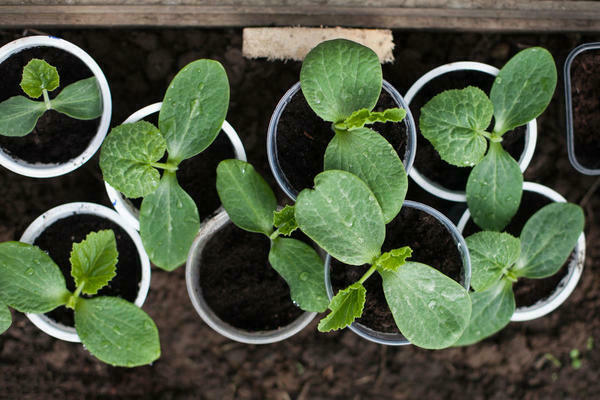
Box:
xmin=0 ymin=2 xmax=600 ymax=31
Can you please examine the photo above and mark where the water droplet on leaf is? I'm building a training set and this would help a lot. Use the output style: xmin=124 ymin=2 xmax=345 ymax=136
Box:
xmin=25 ymin=268 xmax=34 ymax=276
xmin=299 ymin=272 xmax=308 ymax=281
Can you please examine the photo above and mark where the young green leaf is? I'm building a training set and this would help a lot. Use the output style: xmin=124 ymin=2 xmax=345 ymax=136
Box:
xmin=466 ymin=231 xmax=521 ymax=291
xmin=0 ymin=242 xmax=70 ymax=313
xmin=317 ymin=282 xmax=366 ymax=332
xmin=324 ymin=127 xmax=407 ymax=223
xmin=273 ymin=205 xmax=298 ymax=236
xmin=380 ymin=262 xmax=471 ymax=349
xmin=99 ymin=121 xmax=167 ymax=199
xmin=300 ymin=39 xmax=382 ymax=123
xmin=295 ymin=170 xmax=385 ymax=266
xmin=51 ymin=77 xmax=102 ymax=120
xmin=269 ymin=237 xmax=328 ymax=312
xmin=216 ymin=159 xmax=277 ymax=236
xmin=374 ymin=246 xmax=412 ymax=272
xmin=140 ymin=172 xmax=200 ymax=271
xmin=420 ymin=86 xmax=493 ymax=167
xmin=75 ymin=296 xmax=160 ymax=367
xmin=0 ymin=96 xmax=46 ymax=137
xmin=513 ymin=203 xmax=584 ymax=279
xmin=159 ymin=59 xmax=229 ymax=162
xmin=491 ymin=47 xmax=557 ymax=135
xmin=20 ymin=59 xmax=59 ymax=98
xmin=0 ymin=303 xmax=11 ymax=334
xmin=454 ymin=278 xmax=515 ymax=346
xmin=466 ymin=142 xmax=522 ymax=231
xmin=335 ymin=107 xmax=406 ymax=131
xmin=70 ymin=230 xmax=118 ymax=296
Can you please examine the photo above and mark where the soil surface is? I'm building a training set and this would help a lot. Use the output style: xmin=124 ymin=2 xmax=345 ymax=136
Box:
xmin=1 ymin=29 xmax=600 ymax=400
xmin=0 ymin=46 xmax=100 ymax=164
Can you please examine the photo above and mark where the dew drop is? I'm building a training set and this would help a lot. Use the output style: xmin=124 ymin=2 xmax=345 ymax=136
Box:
xmin=428 ymin=300 xmax=436 ymax=310
xmin=190 ymin=99 xmax=202 ymax=118
xmin=198 ymin=82 xmax=204 ymax=91
xmin=144 ymin=321 xmax=153 ymax=329
xmin=176 ymin=200 xmax=183 ymax=209
xmin=299 ymin=272 xmax=308 ymax=281
xmin=25 ymin=268 xmax=34 ymax=276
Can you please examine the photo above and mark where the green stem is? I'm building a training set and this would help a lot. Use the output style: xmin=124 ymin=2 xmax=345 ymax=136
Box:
xmin=151 ymin=162 xmax=178 ymax=172
xmin=42 ymin=89 xmax=51 ymax=110
xmin=269 ymin=228 xmax=280 ymax=241
xmin=65 ymin=281 xmax=86 ymax=310
xmin=358 ymin=265 xmax=378 ymax=285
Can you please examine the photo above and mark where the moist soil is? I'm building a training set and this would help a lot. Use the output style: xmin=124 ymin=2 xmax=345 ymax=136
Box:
xmin=33 ymin=214 xmax=142 ymax=327
xmin=276 ymin=88 xmax=407 ymax=196
xmin=331 ymin=206 xmax=463 ymax=334
xmin=199 ymin=222 xmax=303 ymax=331
xmin=570 ymin=49 xmax=600 ymax=170
xmin=0 ymin=46 xmax=100 ymax=164
xmin=2 ymin=29 xmax=600 ymax=400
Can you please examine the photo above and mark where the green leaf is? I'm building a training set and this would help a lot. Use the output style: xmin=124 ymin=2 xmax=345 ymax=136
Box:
xmin=51 ymin=77 xmax=102 ymax=120
xmin=300 ymin=39 xmax=382 ymax=123
xmin=380 ymin=262 xmax=471 ymax=349
xmin=374 ymin=246 xmax=412 ymax=272
xmin=466 ymin=231 xmax=521 ymax=292
xmin=295 ymin=170 xmax=385 ymax=265
xmin=20 ymin=59 xmax=59 ymax=98
xmin=0 ymin=303 xmax=11 ymax=334
xmin=324 ymin=127 xmax=407 ymax=223
xmin=420 ymin=86 xmax=493 ymax=167
xmin=513 ymin=203 xmax=584 ymax=279
xmin=140 ymin=172 xmax=200 ymax=271
xmin=466 ymin=142 xmax=522 ymax=231
xmin=99 ymin=121 xmax=167 ymax=199
xmin=70 ymin=230 xmax=118 ymax=296
xmin=268 ymin=237 xmax=328 ymax=312
xmin=317 ymin=282 xmax=366 ymax=332
xmin=216 ymin=159 xmax=277 ymax=236
xmin=273 ymin=205 xmax=298 ymax=236
xmin=491 ymin=47 xmax=557 ymax=135
xmin=75 ymin=296 xmax=160 ymax=367
xmin=0 ymin=95 xmax=46 ymax=137
xmin=336 ymin=107 xmax=406 ymax=130
xmin=0 ymin=242 xmax=70 ymax=313
xmin=454 ymin=278 xmax=515 ymax=346
xmin=159 ymin=59 xmax=229 ymax=162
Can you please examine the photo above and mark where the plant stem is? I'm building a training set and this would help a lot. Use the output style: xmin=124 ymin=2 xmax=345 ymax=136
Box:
xmin=269 ymin=228 xmax=280 ymax=241
xmin=151 ymin=162 xmax=178 ymax=172
xmin=358 ymin=264 xmax=378 ymax=285
xmin=66 ymin=281 xmax=86 ymax=310
xmin=42 ymin=89 xmax=51 ymax=110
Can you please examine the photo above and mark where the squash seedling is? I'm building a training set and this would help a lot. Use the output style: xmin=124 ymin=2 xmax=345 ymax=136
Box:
xmin=0 ymin=230 xmax=160 ymax=367
xmin=0 ymin=58 xmax=102 ymax=137
xmin=100 ymin=59 xmax=229 ymax=270
xmin=419 ymin=48 xmax=557 ymax=231
xmin=456 ymin=202 xmax=584 ymax=345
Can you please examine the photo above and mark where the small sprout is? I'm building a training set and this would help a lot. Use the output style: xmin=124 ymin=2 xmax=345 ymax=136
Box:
xmin=587 ymin=336 xmax=594 ymax=350
xmin=570 ymin=349 xmax=582 ymax=369
xmin=544 ymin=353 xmax=562 ymax=368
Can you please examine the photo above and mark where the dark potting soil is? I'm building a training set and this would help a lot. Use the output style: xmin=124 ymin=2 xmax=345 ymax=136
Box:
xmin=410 ymin=69 xmax=526 ymax=191
xmin=199 ymin=222 xmax=303 ymax=331
xmin=0 ymin=46 xmax=100 ymax=164
xmin=275 ymin=88 xmax=408 ymax=195
xmin=331 ymin=206 xmax=463 ymax=334
xmin=33 ymin=214 xmax=142 ymax=327
xmin=463 ymin=191 xmax=571 ymax=307
xmin=570 ymin=50 xmax=600 ymax=170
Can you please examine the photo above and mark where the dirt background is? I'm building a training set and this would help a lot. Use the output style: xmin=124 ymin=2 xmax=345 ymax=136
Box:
xmin=1 ymin=28 xmax=600 ymax=399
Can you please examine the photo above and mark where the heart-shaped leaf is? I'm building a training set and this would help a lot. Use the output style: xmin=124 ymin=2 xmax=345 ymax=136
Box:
xmin=20 ymin=59 xmax=59 ymax=98
xmin=70 ymin=230 xmax=118 ymax=296
xmin=318 ymin=282 xmax=366 ymax=332
xmin=466 ymin=231 xmax=521 ymax=291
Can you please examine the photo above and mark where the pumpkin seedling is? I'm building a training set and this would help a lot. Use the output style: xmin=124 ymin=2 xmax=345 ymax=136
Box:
xmin=0 ymin=230 xmax=160 ymax=367
xmin=0 ymin=58 xmax=102 ymax=137
xmin=419 ymin=47 xmax=557 ymax=231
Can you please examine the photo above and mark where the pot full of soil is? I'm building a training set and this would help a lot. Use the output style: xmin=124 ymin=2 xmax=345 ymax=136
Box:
xmin=186 ymin=210 xmax=317 ymax=344
xmin=105 ymin=102 xmax=247 ymax=231
xmin=564 ymin=42 xmax=600 ymax=175
xmin=405 ymin=61 xmax=537 ymax=202
xmin=20 ymin=202 xmax=151 ymax=342
xmin=324 ymin=200 xmax=471 ymax=346
xmin=267 ymin=80 xmax=417 ymax=201
xmin=0 ymin=35 xmax=112 ymax=178
xmin=457 ymin=182 xmax=586 ymax=321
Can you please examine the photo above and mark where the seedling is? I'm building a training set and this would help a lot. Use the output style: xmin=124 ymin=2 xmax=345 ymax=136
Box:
xmin=419 ymin=48 xmax=557 ymax=231
xmin=0 ymin=59 xmax=102 ymax=137
xmin=300 ymin=39 xmax=408 ymax=223
xmin=455 ymin=202 xmax=584 ymax=345
xmin=570 ymin=349 xmax=582 ymax=369
xmin=0 ymin=230 xmax=160 ymax=367
xmin=215 ymin=159 xmax=328 ymax=313
xmin=100 ymin=59 xmax=229 ymax=270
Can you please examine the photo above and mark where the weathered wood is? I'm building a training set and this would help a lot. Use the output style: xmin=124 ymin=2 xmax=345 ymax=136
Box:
xmin=1 ymin=1 xmax=600 ymax=31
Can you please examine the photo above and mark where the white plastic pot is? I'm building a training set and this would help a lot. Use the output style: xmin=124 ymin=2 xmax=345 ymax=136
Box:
xmin=457 ymin=182 xmax=586 ymax=321
xmin=186 ymin=210 xmax=317 ymax=344
xmin=0 ymin=36 xmax=112 ymax=178
xmin=405 ymin=61 xmax=538 ymax=202
xmin=104 ymin=102 xmax=247 ymax=231
xmin=20 ymin=202 xmax=151 ymax=342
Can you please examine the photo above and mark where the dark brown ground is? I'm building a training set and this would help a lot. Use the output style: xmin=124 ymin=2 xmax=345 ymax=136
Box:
xmin=1 ymin=29 xmax=600 ymax=400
